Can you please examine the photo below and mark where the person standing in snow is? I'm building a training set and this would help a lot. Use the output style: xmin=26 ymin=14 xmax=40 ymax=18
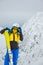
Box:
xmin=0 ymin=23 xmax=23 ymax=65
xmin=10 ymin=23 xmax=23 ymax=65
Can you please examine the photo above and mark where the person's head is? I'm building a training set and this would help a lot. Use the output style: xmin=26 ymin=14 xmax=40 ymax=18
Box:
xmin=11 ymin=23 xmax=20 ymax=33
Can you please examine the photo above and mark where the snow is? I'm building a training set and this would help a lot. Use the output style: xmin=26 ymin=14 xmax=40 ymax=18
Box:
xmin=0 ymin=27 xmax=6 ymax=65
xmin=0 ymin=12 xmax=43 ymax=65
xmin=17 ymin=12 xmax=43 ymax=65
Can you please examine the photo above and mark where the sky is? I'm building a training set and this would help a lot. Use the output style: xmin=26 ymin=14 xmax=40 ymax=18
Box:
xmin=0 ymin=0 xmax=43 ymax=28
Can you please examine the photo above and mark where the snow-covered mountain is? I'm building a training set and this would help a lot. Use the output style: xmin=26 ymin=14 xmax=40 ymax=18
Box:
xmin=0 ymin=12 xmax=43 ymax=65
xmin=17 ymin=12 xmax=43 ymax=65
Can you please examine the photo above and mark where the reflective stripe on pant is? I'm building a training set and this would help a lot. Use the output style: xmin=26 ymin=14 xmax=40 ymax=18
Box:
xmin=4 ymin=49 xmax=19 ymax=65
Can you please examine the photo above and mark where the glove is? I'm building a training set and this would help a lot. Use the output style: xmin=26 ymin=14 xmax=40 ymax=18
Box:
xmin=0 ymin=30 xmax=4 ymax=34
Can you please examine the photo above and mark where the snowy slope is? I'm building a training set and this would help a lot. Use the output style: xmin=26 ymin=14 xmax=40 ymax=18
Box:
xmin=0 ymin=12 xmax=43 ymax=65
xmin=0 ymin=27 xmax=6 ymax=65
xmin=17 ymin=12 xmax=43 ymax=65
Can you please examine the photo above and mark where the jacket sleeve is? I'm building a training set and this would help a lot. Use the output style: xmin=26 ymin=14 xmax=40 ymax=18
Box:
xmin=18 ymin=27 xmax=23 ymax=41
xmin=20 ymin=32 xmax=23 ymax=41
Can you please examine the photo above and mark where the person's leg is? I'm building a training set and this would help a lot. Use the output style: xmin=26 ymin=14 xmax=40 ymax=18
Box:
xmin=4 ymin=51 xmax=10 ymax=65
xmin=12 ymin=49 xmax=19 ymax=65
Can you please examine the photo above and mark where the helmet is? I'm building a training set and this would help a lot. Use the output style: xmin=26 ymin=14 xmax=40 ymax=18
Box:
xmin=13 ymin=23 xmax=19 ymax=27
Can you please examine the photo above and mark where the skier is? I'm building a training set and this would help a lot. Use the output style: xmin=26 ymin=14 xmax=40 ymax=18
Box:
xmin=0 ymin=23 xmax=23 ymax=65
xmin=10 ymin=23 xmax=23 ymax=65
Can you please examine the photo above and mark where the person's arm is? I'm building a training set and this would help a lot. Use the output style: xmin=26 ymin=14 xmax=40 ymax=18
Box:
xmin=18 ymin=27 xmax=23 ymax=41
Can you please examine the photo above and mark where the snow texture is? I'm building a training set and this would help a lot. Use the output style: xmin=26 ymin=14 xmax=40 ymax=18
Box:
xmin=0 ymin=12 xmax=43 ymax=65
xmin=17 ymin=12 xmax=43 ymax=65
xmin=0 ymin=27 xmax=7 ymax=65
